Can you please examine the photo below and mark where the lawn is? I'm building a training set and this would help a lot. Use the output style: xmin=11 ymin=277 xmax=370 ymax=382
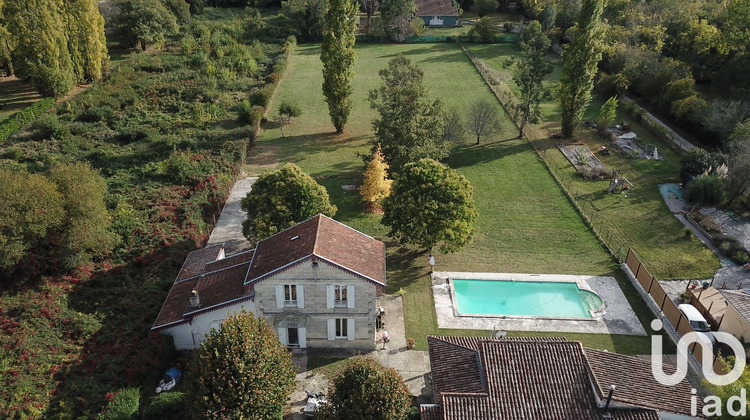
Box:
xmin=0 ymin=76 xmax=44 ymax=122
xmin=250 ymin=42 xmax=652 ymax=353
xmin=464 ymin=43 xmax=720 ymax=280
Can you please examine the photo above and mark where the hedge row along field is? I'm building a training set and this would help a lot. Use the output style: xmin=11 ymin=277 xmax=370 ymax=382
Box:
xmin=0 ymin=97 xmax=56 ymax=143
xmin=0 ymin=9 xmax=292 ymax=418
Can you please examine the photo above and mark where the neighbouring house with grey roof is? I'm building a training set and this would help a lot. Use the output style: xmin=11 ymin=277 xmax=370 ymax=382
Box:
xmin=719 ymin=289 xmax=750 ymax=359
xmin=152 ymin=214 xmax=386 ymax=351
xmin=421 ymin=336 xmax=702 ymax=420
xmin=415 ymin=0 xmax=460 ymax=27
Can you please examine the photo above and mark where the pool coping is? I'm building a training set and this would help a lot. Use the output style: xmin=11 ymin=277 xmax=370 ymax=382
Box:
xmin=432 ymin=272 xmax=646 ymax=336
xmin=448 ymin=275 xmax=605 ymax=320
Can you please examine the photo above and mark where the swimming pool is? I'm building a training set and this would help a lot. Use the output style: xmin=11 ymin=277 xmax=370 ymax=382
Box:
xmin=452 ymin=279 xmax=604 ymax=318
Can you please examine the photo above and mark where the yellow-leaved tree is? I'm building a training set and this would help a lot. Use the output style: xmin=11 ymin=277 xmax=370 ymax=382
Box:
xmin=359 ymin=143 xmax=393 ymax=212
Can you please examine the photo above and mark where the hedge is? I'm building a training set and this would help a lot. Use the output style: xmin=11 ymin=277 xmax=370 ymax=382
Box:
xmin=0 ymin=97 xmax=56 ymax=142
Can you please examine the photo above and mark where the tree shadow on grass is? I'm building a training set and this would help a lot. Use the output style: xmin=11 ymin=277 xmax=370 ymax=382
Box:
xmin=385 ymin=244 xmax=427 ymax=294
xmin=446 ymin=138 xmax=531 ymax=169
xmin=44 ymin=240 xmax=196 ymax=418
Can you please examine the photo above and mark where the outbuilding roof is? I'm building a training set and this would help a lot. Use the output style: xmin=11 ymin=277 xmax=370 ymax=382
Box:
xmin=720 ymin=289 xmax=750 ymax=322
xmin=425 ymin=336 xmax=700 ymax=419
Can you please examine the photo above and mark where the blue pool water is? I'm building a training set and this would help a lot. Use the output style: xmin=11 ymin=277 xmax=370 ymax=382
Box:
xmin=452 ymin=279 xmax=603 ymax=318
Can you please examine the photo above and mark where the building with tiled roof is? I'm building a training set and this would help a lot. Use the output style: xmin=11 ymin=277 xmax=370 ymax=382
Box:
xmin=152 ymin=214 xmax=386 ymax=351
xmin=424 ymin=336 xmax=702 ymax=419
xmin=415 ymin=0 xmax=460 ymax=27
xmin=719 ymin=289 xmax=750 ymax=359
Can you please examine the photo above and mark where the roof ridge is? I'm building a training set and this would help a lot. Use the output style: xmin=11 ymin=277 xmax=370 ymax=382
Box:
xmin=176 ymin=260 xmax=252 ymax=285
xmin=313 ymin=214 xmax=323 ymax=255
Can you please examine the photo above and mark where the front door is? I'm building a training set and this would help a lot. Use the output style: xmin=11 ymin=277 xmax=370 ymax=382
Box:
xmin=288 ymin=327 xmax=299 ymax=346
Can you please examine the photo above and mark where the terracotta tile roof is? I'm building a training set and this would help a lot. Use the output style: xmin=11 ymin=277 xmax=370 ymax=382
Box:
xmin=415 ymin=0 xmax=459 ymax=17
xmin=245 ymin=214 xmax=386 ymax=287
xmin=426 ymin=336 xmax=695 ymax=420
xmin=176 ymin=243 xmax=224 ymax=282
xmin=720 ymin=289 xmax=750 ymax=322
xmin=419 ymin=404 xmax=441 ymax=420
xmin=585 ymin=349 xmax=698 ymax=416
xmin=204 ymin=248 xmax=254 ymax=271
xmin=428 ymin=337 xmax=485 ymax=401
xmin=153 ymin=261 xmax=252 ymax=329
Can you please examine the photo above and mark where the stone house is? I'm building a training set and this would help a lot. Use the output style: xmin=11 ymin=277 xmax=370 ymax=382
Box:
xmin=718 ymin=289 xmax=750 ymax=359
xmin=152 ymin=214 xmax=386 ymax=351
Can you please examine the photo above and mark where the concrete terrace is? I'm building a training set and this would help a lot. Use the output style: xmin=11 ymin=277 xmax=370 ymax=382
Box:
xmin=432 ymin=272 xmax=646 ymax=336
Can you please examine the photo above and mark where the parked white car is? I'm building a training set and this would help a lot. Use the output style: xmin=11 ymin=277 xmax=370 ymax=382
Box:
xmin=678 ymin=303 xmax=716 ymax=345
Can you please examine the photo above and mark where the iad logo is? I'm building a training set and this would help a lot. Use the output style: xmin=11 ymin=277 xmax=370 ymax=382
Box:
xmin=651 ymin=319 xmax=748 ymax=416
xmin=650 ymin=319 xmax=745 ymax=386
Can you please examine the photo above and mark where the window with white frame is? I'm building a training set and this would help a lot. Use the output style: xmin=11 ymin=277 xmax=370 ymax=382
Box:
xmin=334 ymin=285 xmax=347 ymax=307
xmin=335 ymin=318 xmax=347 ymax=338
xmin=284 ymin=284 xmax=297 ymax=306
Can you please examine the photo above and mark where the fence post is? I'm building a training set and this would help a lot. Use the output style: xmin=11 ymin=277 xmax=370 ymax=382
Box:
xmin=660 ymin=292 xmax=668 ymax=311
xmin=647 ymin=276 xmax=655 ymax=294
xmin=635 ymin=262 xmax=642 ymax=281
xmin=675 ymin=313 xmax=682 ymax=330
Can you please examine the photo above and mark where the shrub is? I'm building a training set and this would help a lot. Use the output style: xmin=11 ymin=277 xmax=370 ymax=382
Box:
xmin=77 ymin=106 xmax=115 ymax=123
xmin=237 ymin=99 xmax=254 ymax=124
xmin=684 ymin=175 xmax=726 ymax=206
xmin=143 ymin=392 xmax=185 ymax=420
xmin=469 ymin=18 xmax=500 ymax=43
xmin=32 ymin=115 xmax=70 ymax=139
xmin=98 ymin=388 xmax=140 ymax=420
xmin=579 ymin=166 xmax=610 ymax=180
xmin=680 ymin=147 xmax=714 ymax=183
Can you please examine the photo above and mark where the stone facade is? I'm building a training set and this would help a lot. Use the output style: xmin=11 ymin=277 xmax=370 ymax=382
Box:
xmin=256 ymin=260 xmax=378 ymax=350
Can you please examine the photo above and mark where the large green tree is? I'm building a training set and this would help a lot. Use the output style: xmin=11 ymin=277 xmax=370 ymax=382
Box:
xmin=321 ymin=0 xmax=358 ymax=134
xmin=184 ymin=311 xmax=296 ymax=420
xmin=558 ymin=0 xmax=605 ymax=138
xmin=514 ymin=20 xmax=552 ymax=137
xmin=319 ymin=358 xmax=411 ymax=420
xmin=0 ymin=0 xmax=13 ymax=75
xmin=378 ymin=0 xmax=414 ymax=40
xmin=49 ymin=162 xmax=114 ymax=269
xmin=368 ymin=55 xmax=450 ymax=171
xmin=113 ymin=0 xmax=179 ymax=51
xmin=382 ymin=159 xmax=478 ymax=253
xmin=241 ymin=163 xmax=337 ymax=245
xmin=0 ymin=167 xmax=64 ymax=273
xmin=5 ymin=0 xmax=76 ymax=97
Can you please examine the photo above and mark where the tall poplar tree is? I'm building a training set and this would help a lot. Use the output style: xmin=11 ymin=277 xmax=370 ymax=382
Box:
xmin=558 ymin=0 xmax=604 ymax=138
xmin=65 ymin=0 xmax=109 ymax=83
xmin=514 ymin=20 xmax=552 ymax=137
xmin=6 ymin=0 xmax=76 ymax=97
xmin=321 ymin=0 xmax=358 ymax=133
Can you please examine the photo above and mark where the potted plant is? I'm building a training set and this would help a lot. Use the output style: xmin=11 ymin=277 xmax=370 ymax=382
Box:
xmin=406 ymin=337 xmax=415 ymax=349
xmin=679 ymin=292 xmax=692 ymax=303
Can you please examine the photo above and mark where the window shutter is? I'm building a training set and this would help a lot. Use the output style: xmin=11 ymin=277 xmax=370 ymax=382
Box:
xmin=278 ymin=327 xmax=287 ymax=346
xmin=326 ymin=285 xmax=335 ymax=309
xmin=347 ymin=318 xmax=355 ymax=341
xmin=275 ymin=285 xmax=284 ymax=308
xmin=299 ymin=328 xmax=307 ymax=349
xmin=297 ymin=285 xmax=304 ymax=309
xmin=327 ymin=319 xmax=335 ymax=341
xmin=347 ymin=285 xmax=355 ymax=309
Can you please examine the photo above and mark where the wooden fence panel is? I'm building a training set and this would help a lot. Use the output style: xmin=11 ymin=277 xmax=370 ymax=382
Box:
xmin=663 ymin=299 xmax=682 ymax=327
xmin=626 ymin=248 xmax=640 ymax=274
xmin=677 ymin=318 xmax=695 ymax=338
xmin=692 ymin=341 xmax=704 ymax=364
xmin=636 ymin=269 xmax=654 ymax=292
xmin=650 ymin=281 xmax=667 ymax=310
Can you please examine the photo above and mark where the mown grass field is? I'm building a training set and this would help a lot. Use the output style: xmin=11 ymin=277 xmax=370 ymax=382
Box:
xmin=250 ymin=42 xmax=652 ymax=352
xmin=464 ymin=43 xmax=720 ymax=279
